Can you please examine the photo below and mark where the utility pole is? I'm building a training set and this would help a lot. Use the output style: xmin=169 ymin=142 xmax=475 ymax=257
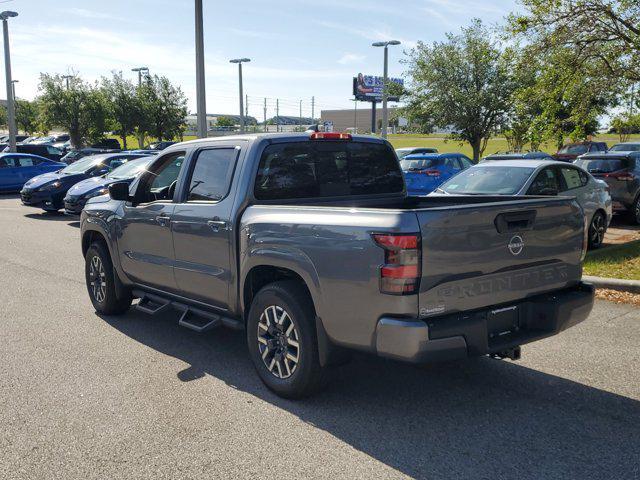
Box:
xmin=276 ymin=99 xmax=279 ymax=133
xmin=245 ymin=93 xmax=249 ymax=132
xmin=299 ymin=99 xmax=302 ymax=129
xmin=311 ymin=96 xmax=315 ymax=121
xmin=11 ymin=79 xmax=17 ymax=101
xmin=350 ymin=98 xmax=358 ymax=133
xmin=194 ymin=0 xmax=207 ymax=138
xmin=372 ymin=40 xmax=401 ymax=139
xmin=263 ymin=97 xmax=267 ymax=132
xmin=1 ymin=10 xmax=18 ymax=152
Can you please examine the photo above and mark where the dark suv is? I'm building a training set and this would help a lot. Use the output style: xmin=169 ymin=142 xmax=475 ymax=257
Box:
xmin=554 ymin=142 xmax=607 ymax=162
xmin=3 ymin=143 xmax=65 ymax=162
xmin=575 ymin=151 xmax=640 ymax=223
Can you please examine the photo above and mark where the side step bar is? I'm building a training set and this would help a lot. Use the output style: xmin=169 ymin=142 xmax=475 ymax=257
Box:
xmin=132 ymin=289 xmax=244 ymax=331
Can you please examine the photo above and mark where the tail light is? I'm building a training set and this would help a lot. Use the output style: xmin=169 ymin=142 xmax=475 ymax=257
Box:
xmin=310 ymin=132 xmax=352 ymax=140
xmin=419 ymin=169 xmax=441 ymax=176
xmin=372 ymin=233 xmax=421 ymax=295
xmin=604 ymin=171 xmax=635 ymax=181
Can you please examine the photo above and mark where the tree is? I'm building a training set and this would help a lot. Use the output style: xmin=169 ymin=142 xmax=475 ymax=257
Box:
xmin=14 ymin=99 xmax=39 ymax=135
xmin=0 ymin=105 xmax=8 ymax=131
xmin=135 ymin=75 xmax=187 ymax=147
xmin=510 ymin=1 xmax=640 ymax=84
xmin=404 ymin=20 xmax=515 ymax=161
xmin=215 ymin=116 xmax=235 ymax=127
xmin=38 ymin=73 xmax=112 ymax=148
xmin=102 ymin=72 xmax=141 ymax=150
xmin=611 ymin=114 xmax=640 ymax=142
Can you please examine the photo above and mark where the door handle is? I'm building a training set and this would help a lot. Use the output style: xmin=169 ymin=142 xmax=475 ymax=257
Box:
xmin=207 ymin=220 xmax=228 ymax=232
xmin=156 ymin=215 xmax=171 ymax=227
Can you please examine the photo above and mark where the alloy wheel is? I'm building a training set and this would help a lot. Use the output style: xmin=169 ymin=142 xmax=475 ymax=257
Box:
xmin=257 ymin=305 xmax=300 ymax=379
xmin=590 ymin=213 xmax=605 ymax=247
xmin=89 ymin=255 xmax=107 ymax=304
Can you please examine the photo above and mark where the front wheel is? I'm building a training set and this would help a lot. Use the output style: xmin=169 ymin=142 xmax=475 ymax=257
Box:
xmin=632 ymin=196 xmax=640 ymax=225
xmin=246 ymin=280 xmax=326 ymax=398
xmin=85 ymin=242 xmax=132 ymax=315
xmin=588 ymin=211 xmax=606 ymax=249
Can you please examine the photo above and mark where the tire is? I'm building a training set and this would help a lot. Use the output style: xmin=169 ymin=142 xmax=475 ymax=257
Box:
xmin=85 ymin=241 xmax=132 ymax=315
xmin=632 ymin=195 xmax=640 ymax=225
xmin=587 ymin=211 xmax=606 ymax=249
xmin=246 ymin=280 xmax=326 ymax=399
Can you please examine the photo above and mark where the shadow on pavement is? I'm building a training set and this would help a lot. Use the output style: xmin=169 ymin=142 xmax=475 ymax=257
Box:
xmin=24 ymin=212 xmax=80 ymax=227
xmin=102 ymin=309 xmax=639 ymax=479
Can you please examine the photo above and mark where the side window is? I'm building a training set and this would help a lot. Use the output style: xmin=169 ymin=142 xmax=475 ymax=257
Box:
xmin=527 ymin=168 xmax=560 ymax=195
xmin=443 ymin=157 xmax=459 ymax=169
xmin=18 ymin=157 xmax=35 ymax=167
xmin=0 ymin=156 xmax=16 ymax=167
xmin=186 ymin=148 xmax=238 ymax=202
xmin=459 ymin=156 xmax=473 ymax=168
xmin=135 ymin=151 xmax=185 ymax=204
xmin=578 ymin=170 xmax=589 ymax=186
xmin=46 ymin=146 xmax=59 ymax=155
xmin=560 ymin=167 xmax=583 ymax=191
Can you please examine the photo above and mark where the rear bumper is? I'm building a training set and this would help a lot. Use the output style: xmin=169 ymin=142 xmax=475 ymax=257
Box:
xmin=375 ymin=282 xmax=595 ymax=363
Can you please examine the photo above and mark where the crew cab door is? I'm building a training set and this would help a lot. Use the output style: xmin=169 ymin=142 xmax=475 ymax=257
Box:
xmin=171 ymin=145 xmax=240 ymax=309
xmin=0 ymin=156 xmax=21 ymax=189
xmin=118 ymin=150 xmax=186 ymax=292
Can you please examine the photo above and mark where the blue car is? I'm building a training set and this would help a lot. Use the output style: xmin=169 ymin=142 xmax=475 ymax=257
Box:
xmin=63 ymin=156 xmax=153 ymax=214
xmin=20 ymin=153 xmax=149 ymax=212
xmin=0 ymin=153 xmax=65 ymax=192
xmin=400 ymin=153 xmax=473 ymax=195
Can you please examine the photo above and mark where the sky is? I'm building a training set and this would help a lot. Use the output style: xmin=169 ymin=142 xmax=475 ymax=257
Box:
xmin=0 ymin=0 xmax=517 ymax=120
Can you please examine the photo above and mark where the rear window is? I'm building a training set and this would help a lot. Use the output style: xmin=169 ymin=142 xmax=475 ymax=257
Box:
xmin=574 ymin=157 xmax=633 ymax=173
xmin=609 ymin=144 xmax=640 ymax=152
xmin=558 ymin=144 xmax=588 ymax=155
xmin=441 ymin=166 xmax=535 ymax=195
xmin=255 ymin=141 xmax=404 ymax=200
xmin=400 ymin=158 xmax=439 ymax=171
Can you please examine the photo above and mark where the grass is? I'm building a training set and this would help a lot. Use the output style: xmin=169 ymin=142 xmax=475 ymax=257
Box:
xmin=583 ymin=240 xmax=640 ymax=281
xmin=387 ymin=133 xmax=640 ymax=158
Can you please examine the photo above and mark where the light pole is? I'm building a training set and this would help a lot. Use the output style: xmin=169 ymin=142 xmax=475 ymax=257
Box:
xmin=11 ymin=79 xmax=17 ymax=100
xmin=1 ymin=10 xmax=18 ymax=152
xmin=350 ymin=98 xmax=358 ymax=133
xmin=131 ymin=67 xmax=149 ymax=87
xmin=230 ymin=58 xmax=250 ymax=133
xmin=372 ymin=40 xmax=400 ymax=139
xmin=194 ymin=0 xmax=207 ymax=138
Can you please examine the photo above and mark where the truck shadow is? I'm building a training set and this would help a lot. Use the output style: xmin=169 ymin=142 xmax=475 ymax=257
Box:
xmin=101 ymin=309 xmax=639 ymax=479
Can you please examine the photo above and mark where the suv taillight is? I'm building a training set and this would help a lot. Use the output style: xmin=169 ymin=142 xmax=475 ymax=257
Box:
xmin=604 ymin=171 xmax=635 ymax=181
xmin=372 ymin=233 xmax=421 ymax=295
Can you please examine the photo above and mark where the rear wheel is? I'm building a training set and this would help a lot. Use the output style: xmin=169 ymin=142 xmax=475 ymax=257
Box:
xmin=588 ymin=211 xmax=606 ymax=249
xmin=85 ymin=242 xmax=132 ymax=315
xmin=633 ymin=196 xmax=640 ymax=225
xmin=246 ymin=280 xmax=326 ymax=398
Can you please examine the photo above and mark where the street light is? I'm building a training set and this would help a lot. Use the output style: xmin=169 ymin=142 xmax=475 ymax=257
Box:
xmin=131 ymin=66 xmax=149 ymax=86
xmin=11 ymin=79 xmax=17 ymax=100
xmin=350 ymin=98 xmax=358 ymax=133
xmin=372 ymin=40 xmax=401 ymax=139
xmin=62 ymin=74 xmax=74 ymax=89
xmin=1 ymin=10 xmax=18 ymax=152
xmin=229 ymin=58 xmax=251 ymax=133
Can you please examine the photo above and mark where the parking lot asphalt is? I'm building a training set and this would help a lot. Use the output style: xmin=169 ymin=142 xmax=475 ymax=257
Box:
xmin=1 ymin=194 xmax=639 ymax=480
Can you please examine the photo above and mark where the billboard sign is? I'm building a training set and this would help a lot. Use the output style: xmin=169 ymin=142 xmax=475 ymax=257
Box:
xmin=353 ymin=73 xmax=404 ymax=102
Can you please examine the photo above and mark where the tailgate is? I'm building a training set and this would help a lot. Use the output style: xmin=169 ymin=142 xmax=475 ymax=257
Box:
xmin=416 ymin=197 xmax=585 ymax=317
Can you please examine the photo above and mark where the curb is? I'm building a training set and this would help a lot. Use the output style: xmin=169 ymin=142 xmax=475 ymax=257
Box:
xmin=583 ymin=275 xmax=640 ymax=294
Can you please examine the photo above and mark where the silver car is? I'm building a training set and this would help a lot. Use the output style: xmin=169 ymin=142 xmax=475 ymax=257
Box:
xmin=432 ymin=159 xmax=613 ymax=249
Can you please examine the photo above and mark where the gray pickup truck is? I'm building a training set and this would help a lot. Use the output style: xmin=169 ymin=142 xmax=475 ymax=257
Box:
xmin=80 ymin=133 xmax=594 ymax=398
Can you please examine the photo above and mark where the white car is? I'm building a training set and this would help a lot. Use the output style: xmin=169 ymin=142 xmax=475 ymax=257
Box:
xmin=432 ymin=159 xmax=613 ymax=249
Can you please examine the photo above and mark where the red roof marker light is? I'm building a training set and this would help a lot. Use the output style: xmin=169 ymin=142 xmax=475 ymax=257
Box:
xmin=310 ymin=132 xmax=352 ymax=140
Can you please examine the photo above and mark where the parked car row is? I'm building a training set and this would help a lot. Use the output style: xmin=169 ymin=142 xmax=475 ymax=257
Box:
xmin=393 ymin=141 xmax=640 ymax=250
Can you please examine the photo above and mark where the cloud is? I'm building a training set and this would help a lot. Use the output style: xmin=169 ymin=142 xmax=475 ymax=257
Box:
xmin=65 ymin=8 xmax=124 ymax=21
xmin=315 ymin=20 xmax=417 ymax=49
xmin=337 ymin=53 xmax=365 ymax=65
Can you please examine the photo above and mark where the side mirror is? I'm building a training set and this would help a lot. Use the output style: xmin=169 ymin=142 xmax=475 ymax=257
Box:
xmin=93 ymin=167 xmax=109 ymax=177
xmin=108 ymin=181 xmax=130 ymax=201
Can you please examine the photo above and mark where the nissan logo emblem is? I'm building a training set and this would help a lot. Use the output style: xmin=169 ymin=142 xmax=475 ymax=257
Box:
xmin=508 ymin=235 xmax=524 ymax=256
